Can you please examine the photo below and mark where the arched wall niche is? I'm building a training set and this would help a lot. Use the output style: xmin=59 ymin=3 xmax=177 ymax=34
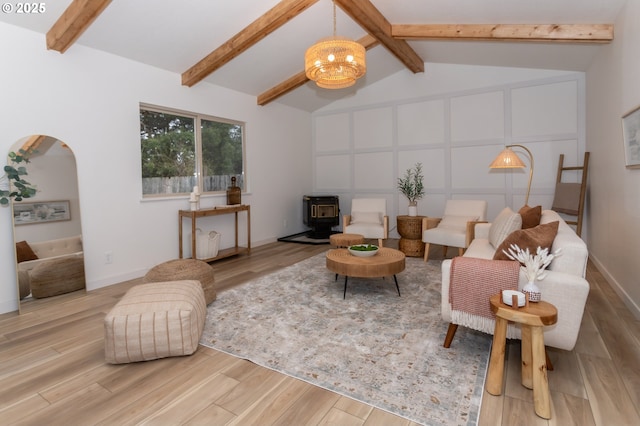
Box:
xmin=8 ymin=135 xmax=84 ymax=313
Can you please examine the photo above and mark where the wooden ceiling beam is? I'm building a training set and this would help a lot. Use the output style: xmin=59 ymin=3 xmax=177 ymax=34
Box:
xmin=334 ymin=0 xmax=424 ymax=73
xmin=182 ymin=0 xmax=319 ymax=87
xmin=392 ymin=24 xmax=614 ymax=43
xmin=257 ymin=34 xmax=379 ymax=106
xmin=46 ymin=0 xmax=112 ymax=53
xmin=257 ymin=72 xmax=309 ymax=107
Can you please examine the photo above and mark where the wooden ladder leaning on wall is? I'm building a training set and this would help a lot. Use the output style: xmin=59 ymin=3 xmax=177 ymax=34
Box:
xmin=551 ymin=152 xmax=590 ymax=237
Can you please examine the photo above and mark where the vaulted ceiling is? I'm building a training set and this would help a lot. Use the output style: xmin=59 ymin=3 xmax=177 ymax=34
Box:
xmin=0 ymin=0 xmax=626 ymax=112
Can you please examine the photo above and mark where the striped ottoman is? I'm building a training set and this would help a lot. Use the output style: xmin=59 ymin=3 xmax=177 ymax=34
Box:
xmin=104 ymin=280 xmax=206 ymax=364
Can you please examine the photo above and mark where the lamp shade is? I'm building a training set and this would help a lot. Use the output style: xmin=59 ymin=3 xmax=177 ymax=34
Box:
xmin=490 ymin=144 xmax=534 ymax=206
xmin=305 ymin=36 xmax=366 ymax=89
xmin=489 ymin=147 xmax=526 ymax=169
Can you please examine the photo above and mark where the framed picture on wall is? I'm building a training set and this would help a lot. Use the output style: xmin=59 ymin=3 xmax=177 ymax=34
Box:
xmin=622 ymin=105 xmax=640 ymax=168
xmin=13 ymin=200 xmax=71 ymax=225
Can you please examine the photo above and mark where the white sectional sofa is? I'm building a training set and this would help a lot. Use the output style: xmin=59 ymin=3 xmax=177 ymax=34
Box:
xmin=441 ymin=209 xmax=589 ymax=351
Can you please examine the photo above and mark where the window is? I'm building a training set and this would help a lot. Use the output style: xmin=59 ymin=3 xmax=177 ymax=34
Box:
xmin=140 ymin=104 xmax=245 ymax=197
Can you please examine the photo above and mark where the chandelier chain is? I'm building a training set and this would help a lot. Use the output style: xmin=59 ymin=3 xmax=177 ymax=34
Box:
xmin=332 ymin=0 xmax=336 ymax=37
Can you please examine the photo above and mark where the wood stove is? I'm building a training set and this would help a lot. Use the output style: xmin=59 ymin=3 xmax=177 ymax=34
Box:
xmin=303 ymin=195 xmax=339 ymax=238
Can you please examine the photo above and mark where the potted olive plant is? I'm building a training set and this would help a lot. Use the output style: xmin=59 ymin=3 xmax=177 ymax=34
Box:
xmin=0 ymin=149 xmax=37 ymax=206
xmin=397 ymin=162 xmax=425 ymax=216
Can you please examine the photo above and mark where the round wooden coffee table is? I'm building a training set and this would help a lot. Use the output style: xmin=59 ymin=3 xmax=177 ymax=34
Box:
xmin=326 ymin=247 xmax=406 ymax=298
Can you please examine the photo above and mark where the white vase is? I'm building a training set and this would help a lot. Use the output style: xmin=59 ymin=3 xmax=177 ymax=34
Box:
xmin=523 ymin=281 xmax=541 ymax=302
xmin=408 ymin=204 xmax=418 ymax=217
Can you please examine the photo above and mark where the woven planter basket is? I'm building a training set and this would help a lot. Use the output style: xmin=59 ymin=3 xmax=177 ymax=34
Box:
xmin=397 ymin=217 xmax=423 ymax=239
xmin=144 ymin=259 xmax=216 ymax=304
xmin=399 ymin=238 xmax=425 ymax=257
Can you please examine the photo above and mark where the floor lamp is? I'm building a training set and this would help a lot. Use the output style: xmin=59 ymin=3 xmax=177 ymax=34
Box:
xmin=490 ymin=144 xmax=534 ymax=206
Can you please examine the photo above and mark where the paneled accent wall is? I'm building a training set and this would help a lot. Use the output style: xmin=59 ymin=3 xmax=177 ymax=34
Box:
xmin=312 ymin=74 xmax=585 ymax=237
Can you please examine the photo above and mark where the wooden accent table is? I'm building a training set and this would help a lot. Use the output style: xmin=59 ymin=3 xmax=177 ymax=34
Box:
xmin=329 ymin=233 xmax=364 ymax=248
xmin=326 ymin=247 xmax=405 ymax=298
xmin=486 ymin=293 xmax=558 ymax=419
xmin=397 ymin=215 xmax=426 ymax=257
xmin=179 ymin=205 xmax=250 ymax=262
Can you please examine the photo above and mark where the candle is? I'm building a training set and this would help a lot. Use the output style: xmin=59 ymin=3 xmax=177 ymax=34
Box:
xmin=190 ymin=192 xmax=197 ymax=201
xmin=193 ymin=186 xmax=200 ymax=194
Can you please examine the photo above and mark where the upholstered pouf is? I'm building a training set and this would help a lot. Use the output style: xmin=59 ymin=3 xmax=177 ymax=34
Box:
xmin=30 ymin=255 xmax=85 ymax=299
xmin=104 ymin=280 xmax=206 ymax=364
xmin=329 ymin=233 xmax=365 ymax=248
xmin=143 ymin=259 xmax=216 ymax=305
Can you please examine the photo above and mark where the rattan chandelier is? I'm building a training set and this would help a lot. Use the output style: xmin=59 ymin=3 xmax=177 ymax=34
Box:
xmin=304 ymin=1 xmax=366 ymax=89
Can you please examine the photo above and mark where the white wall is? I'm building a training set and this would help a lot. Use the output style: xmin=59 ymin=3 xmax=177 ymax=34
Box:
xmin=313 ymin=63 xmax=585 ymax=237
xmin=586 ymin=0 xmax=640 ymax=318
xmin=0 ymin=23 xmax=312 ymax=314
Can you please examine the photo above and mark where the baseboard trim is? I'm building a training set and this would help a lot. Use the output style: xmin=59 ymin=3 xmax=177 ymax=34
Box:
xmin=589 ymin=254 xmax=640 ymax=320
xmin=86 ymin=268 xmax=147 ymax=291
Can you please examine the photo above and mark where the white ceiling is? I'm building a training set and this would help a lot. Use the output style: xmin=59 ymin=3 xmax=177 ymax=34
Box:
xmin=0 ymin=0 xmax=626 ymax=111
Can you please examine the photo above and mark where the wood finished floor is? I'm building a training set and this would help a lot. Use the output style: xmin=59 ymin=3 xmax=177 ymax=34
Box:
xmin=1 ymin=240 xmax=638 ymax=425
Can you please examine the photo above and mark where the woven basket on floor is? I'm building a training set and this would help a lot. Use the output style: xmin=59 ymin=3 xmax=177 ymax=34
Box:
xmin=144 ymin=259 xmax=216 ymax=304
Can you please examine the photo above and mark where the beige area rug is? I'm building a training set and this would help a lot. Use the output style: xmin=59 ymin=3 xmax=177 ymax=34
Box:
xmin=199 ymin=252 xmax=491 ymax=425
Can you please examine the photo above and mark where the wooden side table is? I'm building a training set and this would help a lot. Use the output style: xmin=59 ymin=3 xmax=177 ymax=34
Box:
xmin=486 ymin=293 xmax=558 ymax=419
xmin=397 ymin=215 xmax=426 ymax=257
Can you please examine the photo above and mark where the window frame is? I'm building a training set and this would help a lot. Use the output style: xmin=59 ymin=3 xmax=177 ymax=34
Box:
xmin=140 ymin=103 xmax=246 ymax=199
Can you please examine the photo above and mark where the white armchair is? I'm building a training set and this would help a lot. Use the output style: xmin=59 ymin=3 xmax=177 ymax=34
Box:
xmin=422 ymin=200 xmax=488 ymax=262
xmin=343 ymin=198 xmax=389 ymax=247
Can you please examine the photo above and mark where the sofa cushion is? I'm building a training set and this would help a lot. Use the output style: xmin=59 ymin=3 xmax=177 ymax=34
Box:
xmin=350 ymin=211 xmax=381 ymax=224
xmin=437 ymin=215 xmax=479 ymax=230
xmin=488 ymin=207 xmax=522 ymax=248
xmin=493 ymin=221 xmax=560 ymax=261
xmin=16 ymin=241 xmax=38 ymax=263
xmin=518 ymin=205 xmax=542 ymax=229
xmin=422 ymin=226 xmax=467 ymax=248
xmin=541 ymin=210 xmax=588 ymax=277
xmin=30 ymin=235 xmax=83 ymax=259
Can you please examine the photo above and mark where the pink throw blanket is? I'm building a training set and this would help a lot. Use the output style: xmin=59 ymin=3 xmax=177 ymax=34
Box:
xmin=450 ymin=257 xmax=520 ymax=320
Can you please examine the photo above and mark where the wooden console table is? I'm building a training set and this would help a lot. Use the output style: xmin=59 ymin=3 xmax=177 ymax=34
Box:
xmin=179 ymin=205 xmax=251 ymax=262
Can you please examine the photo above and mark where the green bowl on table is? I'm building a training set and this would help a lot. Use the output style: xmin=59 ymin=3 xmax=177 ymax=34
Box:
xmin=348 ymin=244 xmax=379 ymax=257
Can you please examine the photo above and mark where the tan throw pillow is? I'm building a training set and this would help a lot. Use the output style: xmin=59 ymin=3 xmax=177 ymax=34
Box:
xmin=493 ymin=221 xmax=560 ymax=261
xmin=489 ymin=207 xmax=522 ymax=248
xmin=518 ymin=205 xmax=542 ymax=229
xmin=16 ymin=240 xmax=38 ymax=263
